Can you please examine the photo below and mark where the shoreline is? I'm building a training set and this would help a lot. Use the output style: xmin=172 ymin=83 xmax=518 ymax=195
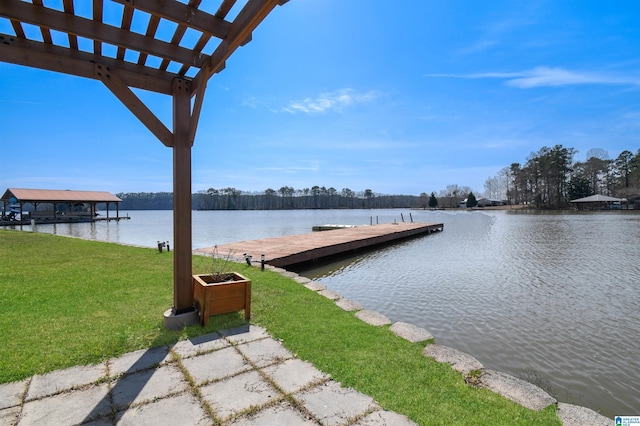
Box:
xmin=266 ymin=264 xmax=611 ymax=425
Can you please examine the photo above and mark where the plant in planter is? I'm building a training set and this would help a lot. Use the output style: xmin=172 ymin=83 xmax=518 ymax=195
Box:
xmin=193 ymin=246 xmax=251 ymax=326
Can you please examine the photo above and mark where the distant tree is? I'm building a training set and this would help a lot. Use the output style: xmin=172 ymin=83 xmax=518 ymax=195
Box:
xmin=586 ymin=148 xmax=610 ymax=161
xmin=419 ymin=192 xmax=428 ymax=209
xmin=364 ymin=189 xmax=374 ymax=208
xmin=278 ymin=186 xmax=294 ymax=208
xmin=523 ymin=144 xmax=576 ymax=208
xmin=428 ymin=192 xmax=438 ymax=208
xmin=264 ymin=188 xmax=276 ymax=209
xmin=467 ymin=191 xmax=478 ymax=208
xmin=613 ymin=150 xmax=635 ymax=190
xmin=508 ymin=162 xmax=526 ymax=205
xmin=574 ymin=156 xmax=611 ymax=195
xmin=567 ymin=176 xmax=592 ymax=200
xmin=311 ymin=185 xmax=320 ymax=208
xmin=484 ymin=176 xmax=499 ymax=199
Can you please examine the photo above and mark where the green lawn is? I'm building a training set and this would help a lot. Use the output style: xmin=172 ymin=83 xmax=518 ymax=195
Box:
xmin=0 ymin=230 xmax=560 ymax=425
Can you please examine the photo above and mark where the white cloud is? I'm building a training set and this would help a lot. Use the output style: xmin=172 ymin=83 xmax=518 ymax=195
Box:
xmin=283 ymin=88 xmax=379 ymax=113
xmin=426 ymin=66 xmax=640 ymax=88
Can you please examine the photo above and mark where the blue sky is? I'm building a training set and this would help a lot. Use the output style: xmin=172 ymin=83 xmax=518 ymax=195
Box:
xmin=1 ymin=0 xmax=639 ymax=196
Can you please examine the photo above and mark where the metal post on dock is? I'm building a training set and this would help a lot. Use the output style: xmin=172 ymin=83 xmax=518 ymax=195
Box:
xmin=401 ymin=213 xmax=405 ymax=222
xmin=410 ymin=212 xmax=413 ymax=222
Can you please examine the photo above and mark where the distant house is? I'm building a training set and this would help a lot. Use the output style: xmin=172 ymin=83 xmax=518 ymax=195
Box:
xmin=1 ymin=188 xmax=123 ymax=224
xmin=467 ymin=198 xmax=505 ymax=208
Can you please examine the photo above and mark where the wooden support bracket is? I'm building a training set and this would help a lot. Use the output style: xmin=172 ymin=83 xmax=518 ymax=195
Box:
xmin=94 ymin=63 xmax=173 ymax=147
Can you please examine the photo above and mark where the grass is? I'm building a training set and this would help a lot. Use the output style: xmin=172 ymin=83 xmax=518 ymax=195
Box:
xmin=0 ymin=230 xmax=560 ymax=425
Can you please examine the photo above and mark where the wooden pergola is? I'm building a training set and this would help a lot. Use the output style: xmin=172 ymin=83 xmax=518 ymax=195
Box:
xmin=0 ymin=0 xmax=286 ymax=327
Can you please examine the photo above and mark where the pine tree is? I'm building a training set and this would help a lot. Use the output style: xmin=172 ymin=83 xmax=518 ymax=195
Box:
xmin=467 ymin=192 xmax=478 ymax=208
xmin=428 ymin=192 xmax=438 ymax=208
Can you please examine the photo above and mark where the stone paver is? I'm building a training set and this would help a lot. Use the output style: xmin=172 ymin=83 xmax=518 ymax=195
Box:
xmin=200 ymin=370 xmax=280 ymax=421
xmin=228 ymin=401 xmax=317 ymax=425
xmin=110 ymin=364 xmax=188 ymax=409
xmin=181 ymin=346 xmax=250 ymax=385
xmin=295 ymin=380 xmax=379 ymax=426
xmin=171 ymin=332 xmax=228 ymax=358
xmin=480 ymin=369 xmax=557 ymax=411
xmin=353 ymin=410 xmax=418 ymax=425
xmin=319 ymin=289 xmax=342 ymax=300
xmin=390 ymin=321 xmax=433 ymax=343
xmin=108 ymin=345 xmax=171 ymax=376
xmin=263 ymin=358 xmax=329 ymax=394
xmin=20 ymin=383 xmax=111 ymax=425
xmin=355 ymin=310 xmax=392 ymax=326
xmin=423 ymin=344 xmax=483 ymax=376
xmin=0 ymin=379 xmax=27 ymax=410
xmin=335 ymin=298 xmax=364 ymax=311
xmin=219 ymin=324 xmax=270 ymax=344
xmin=0 ymin=406 xmax=21 ymax=425
xmin=26 ymin=364 xmax=106 ymax=401
xmin=556 ymin=402 xmax=612 ymax=426
xmin=115 ymin=392 xmax=210 ymax=426
xmin=304 ymin=281 xmax=327 ymax=291
xmin=236 ymin=337 xmax=294 ymax=368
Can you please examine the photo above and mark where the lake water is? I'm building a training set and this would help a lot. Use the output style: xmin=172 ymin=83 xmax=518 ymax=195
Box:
xmin=7 ymin=208 xmax=639 ymax=418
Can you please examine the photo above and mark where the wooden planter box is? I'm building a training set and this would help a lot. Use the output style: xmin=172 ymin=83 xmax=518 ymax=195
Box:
xmin=192 ymin=272 xmax=251 ymax=326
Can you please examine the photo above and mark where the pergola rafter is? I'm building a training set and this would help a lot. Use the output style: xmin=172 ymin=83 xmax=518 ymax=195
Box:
xmin=0 ymin=0 xmax=286 ymax=327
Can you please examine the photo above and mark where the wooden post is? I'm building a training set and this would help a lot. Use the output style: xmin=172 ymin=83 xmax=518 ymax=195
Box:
xmin=172 ymin=78 xmax=194 ymax=314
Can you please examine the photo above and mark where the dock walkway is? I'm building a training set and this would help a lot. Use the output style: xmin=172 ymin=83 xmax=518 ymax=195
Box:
xmin=195 ymin=222 xmax=443 ymax=268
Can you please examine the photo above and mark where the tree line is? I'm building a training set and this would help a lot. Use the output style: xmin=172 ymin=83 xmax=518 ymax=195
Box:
xmin=115 ymin=145 xmax=640 ymax=211
xmin=116 ymin=187 xmax=422 ymax=210
xmin=483 ymin=146 xmax=640 ymax=209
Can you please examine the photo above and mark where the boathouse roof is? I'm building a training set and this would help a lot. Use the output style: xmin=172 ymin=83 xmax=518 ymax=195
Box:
xmin=2 ymin=188 xmax=122 ymax=204
xmin=569 ymin=194 xmax=627 ymax=203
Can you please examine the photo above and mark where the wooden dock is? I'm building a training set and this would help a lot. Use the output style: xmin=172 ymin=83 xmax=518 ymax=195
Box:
xmin=195 ymin=222 xmax=443 ymax=268
xmin=0 ymin=215 xmax=130 ymax=227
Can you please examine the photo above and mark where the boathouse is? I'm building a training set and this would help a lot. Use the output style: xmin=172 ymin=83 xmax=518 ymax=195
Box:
xmin=569 ymin=194 xmax=629 ymax=210
xmin=1 ymin=188 xmax=123 ymax=224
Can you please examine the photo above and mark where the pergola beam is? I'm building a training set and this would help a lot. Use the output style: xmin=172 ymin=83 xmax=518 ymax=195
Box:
xmin=112 ymin=0 xmax=231 ymax=40
xmin=0 ymin=35 xmax=177 ymax=94
xmin=0 ymin=0 xmax=207 ymax=69
xmin=193 ymin=0 xmax=283 ymax=93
